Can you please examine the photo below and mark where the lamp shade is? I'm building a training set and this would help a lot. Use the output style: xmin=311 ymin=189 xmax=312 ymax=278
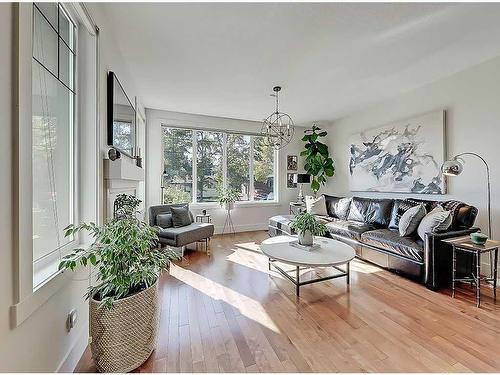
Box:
xmin=441 ymin=159 xmax=463 ymax=176
xmin=296 ymin=173 xmax=311 ymax=184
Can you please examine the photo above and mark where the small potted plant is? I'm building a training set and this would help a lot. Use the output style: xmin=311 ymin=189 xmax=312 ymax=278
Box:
xmin=59 ymin=195 xmax=178 ymax=372
xmin=217 ymin=188 xmax=240 ymax=211
xmin=290 ymin=212 xmax=327 ymax=246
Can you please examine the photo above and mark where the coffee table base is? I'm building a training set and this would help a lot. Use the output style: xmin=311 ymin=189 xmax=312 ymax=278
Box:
xmin=268 ymin=259 xmax=350 ymax=296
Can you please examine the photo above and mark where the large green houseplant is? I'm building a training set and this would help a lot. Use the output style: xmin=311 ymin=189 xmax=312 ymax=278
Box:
xmin=301 ymin=125 xmax=335 ymax=194
xmin=59 ymin=194 xmax=178 ymax=372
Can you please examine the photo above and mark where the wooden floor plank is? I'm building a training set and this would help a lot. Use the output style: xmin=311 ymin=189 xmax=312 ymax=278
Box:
xmin=74 ymin=231 xmax=500 ymax=373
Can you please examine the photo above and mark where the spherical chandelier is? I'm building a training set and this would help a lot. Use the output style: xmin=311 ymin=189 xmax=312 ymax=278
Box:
xmin=261 ymin=86 xmax=294 ymax=150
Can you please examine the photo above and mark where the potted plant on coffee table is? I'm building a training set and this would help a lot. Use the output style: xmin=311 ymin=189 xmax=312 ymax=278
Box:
xmin=290 ymin=212 xmax=327 ymax=246
xmin=59 ymin=195 xmax=178 ymax=373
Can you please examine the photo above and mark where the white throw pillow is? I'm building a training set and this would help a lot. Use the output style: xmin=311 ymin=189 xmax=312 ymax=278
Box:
xmin=305 ymin=195 xmax=328 ymax=216
xmin=417 ymin=206 xmax=452 ymax=240
xmin=399 ymin=204 xmax=426 ymax=236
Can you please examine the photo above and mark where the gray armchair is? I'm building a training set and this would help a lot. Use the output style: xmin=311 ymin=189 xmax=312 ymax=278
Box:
xmin=149 ymin=204 xmax=214 ymax=255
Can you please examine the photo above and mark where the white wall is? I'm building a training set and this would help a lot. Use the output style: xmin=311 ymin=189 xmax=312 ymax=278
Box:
xmin=146 ymin=108 xmax=310 ymax=232
xmin=326 ymin=55 xmax=500 ymax=274
xmin=0 ymin=3 xmax=143 ymax=372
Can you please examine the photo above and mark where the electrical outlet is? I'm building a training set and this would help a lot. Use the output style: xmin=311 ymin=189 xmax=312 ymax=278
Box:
xmin=67 ymin=309 xmax=78 ymax=331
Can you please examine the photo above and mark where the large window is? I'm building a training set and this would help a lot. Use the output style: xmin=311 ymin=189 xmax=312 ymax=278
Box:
xmin=32 ymin=3 xmax=76 ymax=283
xmin=162 ymin=127 xmax=276 ymax=204
xmin=162 ymin=128 xmax=193 ymax=204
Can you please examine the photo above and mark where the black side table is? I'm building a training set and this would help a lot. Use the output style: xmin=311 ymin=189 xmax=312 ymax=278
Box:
xmin=444 ymin=236 xmax=498 ymax=307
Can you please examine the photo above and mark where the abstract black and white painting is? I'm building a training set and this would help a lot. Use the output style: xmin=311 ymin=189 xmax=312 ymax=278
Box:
xmin=349 ymin=110 xmax=446 ymax=194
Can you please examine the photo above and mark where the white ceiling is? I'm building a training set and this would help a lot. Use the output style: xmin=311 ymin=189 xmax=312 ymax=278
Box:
xmin=100 ymin=2 xmax=500 ymax=123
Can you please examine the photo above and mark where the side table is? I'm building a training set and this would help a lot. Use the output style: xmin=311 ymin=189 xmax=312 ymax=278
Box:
xmin=443 ymin=236 xmax=499 ymax=307
xmin=195 ymin=214 xmax=212 ymax=255
xmin=289 ymin=201 xmax=306 ymax=215
xmin=196 ymin=214 xmax=212 ymax=224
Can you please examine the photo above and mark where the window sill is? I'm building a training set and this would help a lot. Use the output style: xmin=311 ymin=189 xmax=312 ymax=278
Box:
xmin=12 ymin=244 xmax=90 ymax=327
xmin=190 ymin=200 xmax=281 ymax=210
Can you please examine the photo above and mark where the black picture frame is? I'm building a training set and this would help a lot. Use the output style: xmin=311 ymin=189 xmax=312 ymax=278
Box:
xmin=107 ymin=71 xmax=136 ymax=158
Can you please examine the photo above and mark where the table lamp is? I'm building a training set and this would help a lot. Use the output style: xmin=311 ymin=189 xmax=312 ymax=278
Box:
xmin=294 ymin=173 xmax=311 ymax=202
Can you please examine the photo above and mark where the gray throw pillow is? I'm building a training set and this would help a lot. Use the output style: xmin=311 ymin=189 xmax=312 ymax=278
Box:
xmin=398 ymin=204 xmax=426 ymax=236
xmin=417 ymin=206 xmax=452 ymax=240
xmin=156 ymin=213 xmax=173 ymax=228
xmin=171 ymin=206 xmax=192 ymax=228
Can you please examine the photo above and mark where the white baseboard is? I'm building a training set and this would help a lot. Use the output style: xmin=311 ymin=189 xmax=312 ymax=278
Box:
xmin=213 ymin=222 xmax=268 ymax=235
xmin=56 ymin=321 xmax=89 ymax=373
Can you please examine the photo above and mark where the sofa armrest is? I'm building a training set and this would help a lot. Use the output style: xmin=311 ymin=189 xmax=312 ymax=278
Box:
xmin=424 ymin=227 xmax=479 ymax=290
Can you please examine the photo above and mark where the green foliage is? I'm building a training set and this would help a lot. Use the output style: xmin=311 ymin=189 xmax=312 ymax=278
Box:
xmin=290 ymin=212 xmax=327 ymax=236
xmin=227 ymin=134 xmax=250 ymax=193
xmin=114 ymin=194 xmax=141 ymax=218
xmin=300 ymin=125 xmax=335 ymax=193
xmin=253 ymin=137 xmax=274 ymax=183
xmin=217 ymin=187 xmax=241 ymax=206
xmin=163 ymin=185 xmax=191 ymax=204
xmin=59 ymin=195 xmax=179 ymax=309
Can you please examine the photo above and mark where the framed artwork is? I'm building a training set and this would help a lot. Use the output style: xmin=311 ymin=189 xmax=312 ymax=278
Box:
xmin=287 ymin=155 xmax=298 ymax=171
xmin=349 ymin=110 xmax=446 ymax=194
xmin=287 ymin=173 xmax=297 ymax=188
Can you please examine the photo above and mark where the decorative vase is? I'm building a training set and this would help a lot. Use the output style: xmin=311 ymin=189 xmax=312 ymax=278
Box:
xmin=89 ymin=280 xmax=160 ymax=372
xmin=298 ymin=230 xmax=314 ymax=246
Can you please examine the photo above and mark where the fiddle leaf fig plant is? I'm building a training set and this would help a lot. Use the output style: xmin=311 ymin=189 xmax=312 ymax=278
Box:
xmin=300 ymin=125 xmax=335 ymax=194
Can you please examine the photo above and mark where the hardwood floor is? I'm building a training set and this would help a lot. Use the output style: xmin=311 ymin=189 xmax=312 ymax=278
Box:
xmin=75 ymin=231 xmax=500 ymax=373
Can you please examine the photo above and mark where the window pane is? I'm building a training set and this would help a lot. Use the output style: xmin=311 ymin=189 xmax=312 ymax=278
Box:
xmin=35 ymin=3 xmax=57 ymax=30
xmin=58 ymin=5 xmax=74 ymax=51
xmin=253 ymin=136 xmax=274 ymax=200
xmin=162 ymin=128 xmax=193 ymax=204
xmin=59 ymin=40 xmax=74 ymax=90
xmin=32 ymin=62 xmax=73 ymax=262
xmin=227 ymin=134 xmax=250 ymax=201
xmin=196 ymin=131 xmax=223 ymax=202
xmin=33 ymin=7 xmax=58 ymax=76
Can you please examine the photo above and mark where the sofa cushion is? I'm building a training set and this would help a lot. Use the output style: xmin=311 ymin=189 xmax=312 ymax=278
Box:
xmin=441 ymin=200 xmax=477 ymax=230
xmin=326 ymin=219 xmax=376 ymax=241
xmin=361 ymin=229 xmax=424 ymax=262
xmin=305 ymin=195 xmax=328 ymax=216
xmin=389 ymin=198 xmax=439 ymax=230
xmin=323 ymin=195 xmax=351 ymax=220
xmin=171 ymin=205 xmax=193 ymax=227
xmin=157 ymin=213 xmax=173 ymax=228
xmin=158 ymin=222 xmax=214 ymax=247
xmin=269 ymin=215 xmax=294 ymax=235
xmin=399 ymin=204 xmax=426 ymax=236
xmin=347 ymin=197 xmax=393 ymax=228
xmin=417 ymin=206 xmax=452 ymax=241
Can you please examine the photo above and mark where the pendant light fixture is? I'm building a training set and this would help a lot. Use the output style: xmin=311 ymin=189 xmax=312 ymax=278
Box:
xmin=261 ymin=86 xmax=294 ymax=150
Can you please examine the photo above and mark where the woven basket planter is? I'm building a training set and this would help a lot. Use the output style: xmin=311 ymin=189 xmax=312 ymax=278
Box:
xmin=89 ymin=280 xmax=160 ymax=373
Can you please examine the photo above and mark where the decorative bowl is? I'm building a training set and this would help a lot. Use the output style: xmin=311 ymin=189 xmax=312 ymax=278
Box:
xmin=470 ymin=232 xmax=488 ymax=245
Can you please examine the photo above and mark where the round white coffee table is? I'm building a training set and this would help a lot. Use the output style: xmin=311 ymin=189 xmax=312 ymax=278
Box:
xmin=261 ymin=235 xmax=355 ymax=296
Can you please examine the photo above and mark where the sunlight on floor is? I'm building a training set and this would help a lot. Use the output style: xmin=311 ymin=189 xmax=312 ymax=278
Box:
xmin=169 ymin=264 xmax=282 ymax=334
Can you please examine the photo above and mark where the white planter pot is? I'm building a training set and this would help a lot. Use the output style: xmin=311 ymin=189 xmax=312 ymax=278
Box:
xmin=225 ymin=202 xmax=234 ymax=211
xmin=298 ymin=230 xmax=314 ymax=246
xmin=89 ymin=280 xmax=160 ymax=372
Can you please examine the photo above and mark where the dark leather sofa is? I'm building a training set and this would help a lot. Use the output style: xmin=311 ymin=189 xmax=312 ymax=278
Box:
xmin=269 ymin=195 xmax=478 ymax=290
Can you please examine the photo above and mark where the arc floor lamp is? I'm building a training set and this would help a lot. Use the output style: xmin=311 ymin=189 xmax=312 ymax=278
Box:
xmin=442 ymin=152 xmax=494 ymax=275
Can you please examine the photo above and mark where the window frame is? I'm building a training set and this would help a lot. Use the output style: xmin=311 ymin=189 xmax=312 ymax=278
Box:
xmin=161 ymin=124 xmax=279 ymax=207
xmin=13 ymin=2 xmax=99 ymax=326
xmin=31 ymin=2 xmax=79 ymax=290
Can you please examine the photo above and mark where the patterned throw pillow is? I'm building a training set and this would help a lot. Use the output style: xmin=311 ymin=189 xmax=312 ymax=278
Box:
xmin=398 ymin=204 xmax=426 ymax=236
xmin=417 ymin=206 xmax=452 ymax=240
xmin=389 ymin=199 xmax=420 ymax=229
